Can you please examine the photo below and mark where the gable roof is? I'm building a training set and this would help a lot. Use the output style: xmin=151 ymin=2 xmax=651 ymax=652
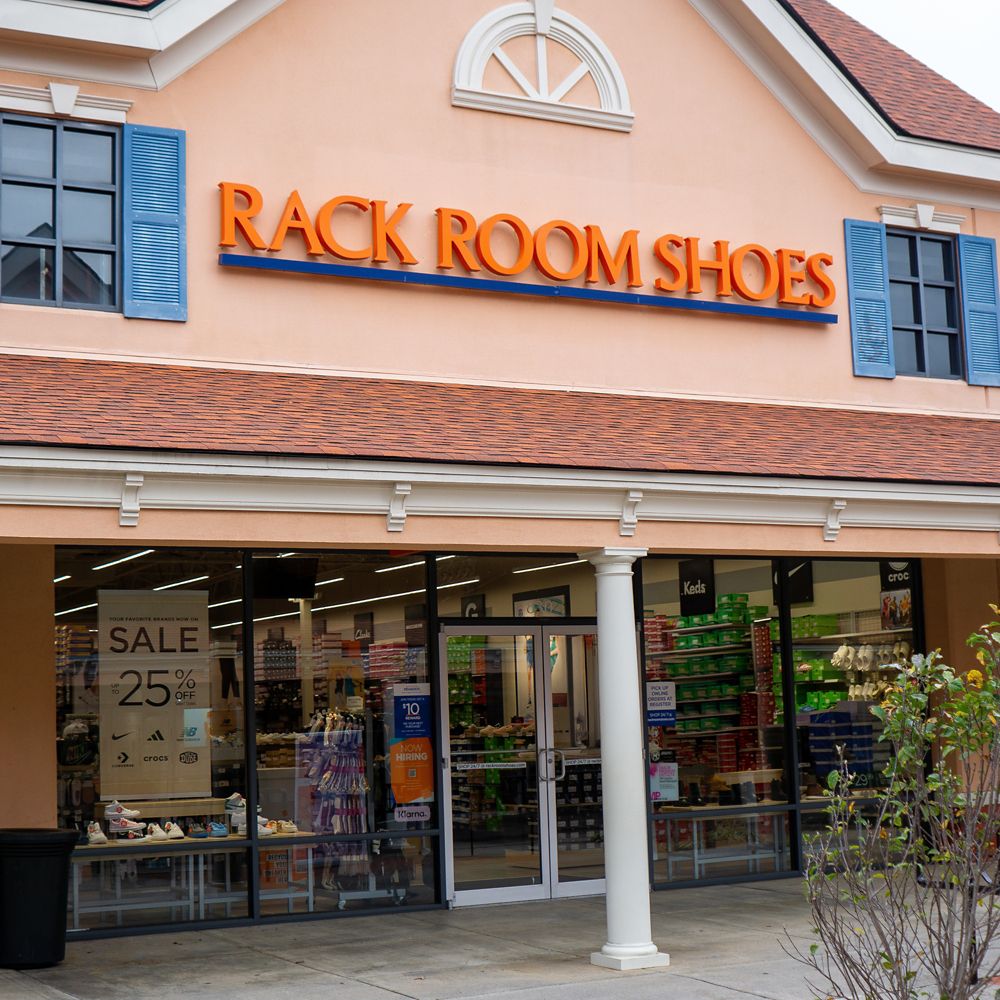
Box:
xmin=781 ymin=0 xmax=1000 ymax=154
xmin=2 ymin=354 xmax=1000 ymax=488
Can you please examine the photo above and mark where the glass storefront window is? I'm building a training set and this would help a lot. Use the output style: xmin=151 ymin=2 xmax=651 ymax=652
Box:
xmin=642 ymin=558 xmax=791 ymax=882
xmin=54 ymin=547 xmax=248 ymax=930
xmin=250 ymin=552 xmax=436 ymax=914
xmin=785 ymin=559 xmax=916 ymax=805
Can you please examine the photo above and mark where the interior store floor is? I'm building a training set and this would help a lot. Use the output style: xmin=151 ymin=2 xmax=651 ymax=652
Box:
xmin=4 ymin=879 xmax=820 ymax=1000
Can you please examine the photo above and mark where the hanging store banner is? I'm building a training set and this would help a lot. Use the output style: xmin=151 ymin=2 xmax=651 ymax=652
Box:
xmin=386 ymin=682 xmax=434 ymax=805
xmin=679 ymin=558 xmax=715 ymax=616
xmin=98 ymin=590 xmax=211 ymax=800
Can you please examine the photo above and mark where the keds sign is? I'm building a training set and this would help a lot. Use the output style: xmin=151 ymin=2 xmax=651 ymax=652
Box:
xmin=219 ymin=183 xmax=837 ymax=315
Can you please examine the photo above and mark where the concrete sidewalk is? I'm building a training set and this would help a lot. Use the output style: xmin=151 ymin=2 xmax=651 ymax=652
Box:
xmin=3 ymin=878 xmax=817 ymax=1000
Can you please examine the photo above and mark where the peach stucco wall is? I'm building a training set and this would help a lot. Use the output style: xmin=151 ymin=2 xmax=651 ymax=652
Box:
xmin=922 ymin=559 xmax=1000 ymax=673
xmin=0 ymin=0 xmax=997 ymax=417
xmin=0 ymin=545 xmax=56 ymax=827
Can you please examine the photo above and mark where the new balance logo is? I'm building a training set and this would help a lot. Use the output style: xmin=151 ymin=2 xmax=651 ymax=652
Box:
xmin=146 ymin=730 xmax=165 ymax=742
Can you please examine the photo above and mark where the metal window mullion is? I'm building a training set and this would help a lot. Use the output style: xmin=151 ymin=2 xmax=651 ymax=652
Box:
xmin=114 ymin=125 xmax=121 ymax=309
xmin=53 ymin=121 xmax=63 ymax=307
xmin=913 ymin=233 xmax=930 ymax=375
xmin=241 ymin=552 xmax=262 ymax=922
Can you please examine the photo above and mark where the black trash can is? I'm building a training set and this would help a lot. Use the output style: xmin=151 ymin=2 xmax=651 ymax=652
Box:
xmin=0 ymin=829 xmax=78 ymax=969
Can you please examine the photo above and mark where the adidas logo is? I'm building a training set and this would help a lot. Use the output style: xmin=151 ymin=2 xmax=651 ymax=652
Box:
xmin=146 ymin=730 xmax=165 ymax=742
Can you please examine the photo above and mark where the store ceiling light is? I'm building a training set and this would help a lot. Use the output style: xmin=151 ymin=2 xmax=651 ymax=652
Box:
xmin=153 ymin=575 xmax=209 ymax=592
xmin=55 ymin=602 xmax=98 ymax=617
xmin=53 ymin=574 xmax=71 ymax=583
xmin=277 ymin=552 xmax=297 ymax=558
xmin=211 ymin=577 xmax=480 ymax=630
xmin=374 ymin=555 xmax=456 ymax=574
xmin=316 ymin=577 xmax=345 ymax=587
xmin=92 ymin=549 xmax=155 ymax=571
xmin=512 ymin=559 xmax=587 ymax=575
xmin=208 ymin=597 xmax=241 ymax=609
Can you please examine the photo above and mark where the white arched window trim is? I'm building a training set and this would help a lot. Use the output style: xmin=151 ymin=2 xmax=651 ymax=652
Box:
xmin=452 ymin=1 xmax=634 ymax=133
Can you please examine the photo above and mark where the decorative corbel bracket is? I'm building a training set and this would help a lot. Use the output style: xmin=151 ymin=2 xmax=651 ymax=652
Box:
xmin=119 ymin=472 xmax=143 ymax=527
xmin=387 ymin=483 xmax=412 ymax=532
xmin=619 ymin=489 xmax=643 ymax=537
xmin=824 ymin=498 xmax=847 ymax=542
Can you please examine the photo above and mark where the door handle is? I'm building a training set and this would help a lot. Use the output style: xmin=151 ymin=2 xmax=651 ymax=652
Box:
xmin=537 ymin=750 xmax=550 ymax=782
xmin=552 ymin=749 xmax=566 ymax=782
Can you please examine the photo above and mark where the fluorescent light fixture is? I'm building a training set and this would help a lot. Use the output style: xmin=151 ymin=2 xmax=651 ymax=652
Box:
xmin=153 ymin=575 xmax=209 ymax=592
xmin=92 ymin=549 xmax=154 ymax=571
xmin=316 ymin=577 xmax=345 ymax=587
xmin=374 ymin=554 xmax=456 ymax=574
xmin=55 ymin=602 xmax=98 ymax=617
xmin=437 ymin=555 xmax=456 ymax=562
xmin=211 ymin=577 xmax=480 ymax=630
xmin=53 ymin=575 xmax=71 ymax=583
xmin=208 ymin=598 xmax=242 ymax=609
xmin=277 ymin=552 xmax=297 ymax=558
xmin=512 ymin=559 xmax=587 ymax=575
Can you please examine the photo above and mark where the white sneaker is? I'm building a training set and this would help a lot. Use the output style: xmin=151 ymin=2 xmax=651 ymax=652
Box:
xmin=163 ymin=822 xmax=185 ymax=840
xmin=104 ymin=800 xmax=141 ymax=820
xmin=258 ymin=820 xmax=276 ymax=837
xmin=276 ymin=820 xmax=298 ymax=834
xmin=229 ymin=809 xmax=246 ymax=830
xmin=121 ymin=830 xmax=148 ymax=843
xmin=86 ymin=822 xmax=107 ymax=845
xmin=108 ymin=816 xmax=146 ymax=833
xmin=224 ymin=793 xmax=246 ymax=812
xmin=147 ymin=823 xmax=169 ymax=842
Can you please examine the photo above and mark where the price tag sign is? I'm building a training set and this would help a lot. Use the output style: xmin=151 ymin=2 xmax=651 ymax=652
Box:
xmin=98 ymin=590 xmax=211 ymax=799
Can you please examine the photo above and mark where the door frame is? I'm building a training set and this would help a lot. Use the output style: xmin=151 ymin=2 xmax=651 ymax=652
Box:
xmin=438 ymin=622 xmax=604 ymax=906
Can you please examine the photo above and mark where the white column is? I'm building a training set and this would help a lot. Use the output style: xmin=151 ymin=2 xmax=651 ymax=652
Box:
xmin=582 ymin=547 xmax=668 ymax=972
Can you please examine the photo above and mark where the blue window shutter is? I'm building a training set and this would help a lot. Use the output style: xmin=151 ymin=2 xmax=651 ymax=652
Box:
xmin=122 ymin=124 xmax=186 ymax=321
xmin=844 ymin=219 xmax=894 ymax=378
xmin=958 ymin=234 xmax=1000 ymax=386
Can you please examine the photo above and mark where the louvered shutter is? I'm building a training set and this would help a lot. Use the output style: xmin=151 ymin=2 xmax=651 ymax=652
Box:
xmin=844 ymin=219 xmax=894 ymax=378
xmin=958 ymin=234 xmax=1000 ymax=386
xmin=122 ymin=125 xmax=186 ymax=321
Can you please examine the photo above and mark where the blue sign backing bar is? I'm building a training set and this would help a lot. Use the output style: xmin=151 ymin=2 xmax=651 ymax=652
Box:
xmin=218 ymin=253 xmax=838 ymax=324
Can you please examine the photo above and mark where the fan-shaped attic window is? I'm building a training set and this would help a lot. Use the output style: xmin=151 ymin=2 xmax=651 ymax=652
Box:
xmin=452 ymin=0 xmax=634 ymax=132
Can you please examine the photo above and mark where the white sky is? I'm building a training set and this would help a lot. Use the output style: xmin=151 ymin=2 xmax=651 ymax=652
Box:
xmin=828 ymin=1 xmax=1000 ymax=113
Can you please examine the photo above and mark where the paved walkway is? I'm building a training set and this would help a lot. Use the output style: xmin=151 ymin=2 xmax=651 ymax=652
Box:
xmin=3 ymin=878 xmax=817 ymax=1000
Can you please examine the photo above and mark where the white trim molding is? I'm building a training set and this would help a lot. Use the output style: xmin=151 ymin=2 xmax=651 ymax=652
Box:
xmin=0 ymin=0 xmax=285 ymax=90
xmin=2 ymin=446 xmax=1000 ymax=548
xmin=689 ymin=0 xmax=1000 ymax=209
xmin=452 ymin=1 xmax=634 ymax=132
xmin=0 ymin=82 xmax=132 ymax=123
xmin=878 ymin=203 xmax=965 ymax=234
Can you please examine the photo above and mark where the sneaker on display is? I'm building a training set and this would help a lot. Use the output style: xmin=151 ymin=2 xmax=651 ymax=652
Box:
xmin=163 ymin=822 xmax=185 ymax=840
xmin=224 ymin=793 xmax=246 ymax=812
xmin=258 ymin=820 xmax=277 ymax=837
xmin=86 ymin=822 xmax=108 ymax=846
xmin=229 ymin=809 xmax=246 ymax=830
xmin=122 ymin=831 xmax=148 ymax=843
xmin=276 ymin=820 xmax=298 ymax=834
xmin=147 ymin=823 xmax=169 ymax=842
xmin=108 ymin=816 xmax=146 ymax=833
xmin=187 ymin=823 xmax=208 ymax=838
xmin=236 ymin=821 xmax=247 ymax=837
xmin=208 ymin=822 xmax=228 ymax=838
xmin=104 ymin=800 xmax=141 ymax=820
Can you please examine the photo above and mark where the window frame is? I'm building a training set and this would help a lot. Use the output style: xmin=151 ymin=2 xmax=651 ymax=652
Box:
xmin=0 ymin=112 xmax=121 ymax=313
xmin=886 ymin=228 xmax=964 ymax=381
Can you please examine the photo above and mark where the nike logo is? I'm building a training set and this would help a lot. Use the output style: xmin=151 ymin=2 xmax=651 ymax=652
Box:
xmin=112 ymin=733 xmax=132 ymax=741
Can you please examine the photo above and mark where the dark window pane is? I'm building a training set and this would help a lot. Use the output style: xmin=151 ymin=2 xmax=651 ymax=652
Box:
xmin=924 ymin=285 xmax=956 ymax=329
xmin=920 ymin=239 xmax=953 ymax=283
xmin=1 ymin=243 xmax=53 ymax=299
xmin=63 ymin=249 xmax=114 ymax=305
xmin=893 ymin=328 xmax=922 ymax=375
xmin=63 ymin=190 xmax=113 ymax=244
xmin=890 ymin=281 xmax=920 ymax=325
xmin=1 ymin=183 xmax=53 ymax=239
xmin=927 ymin=332 xmax=961 ymax=378
xmin=887 ymin=234 xmax=917 ymax=277
xmin=63 ymin=131 xmax=114 ymax=184
xmin=1 ymin=123 xmax=53 ymax=178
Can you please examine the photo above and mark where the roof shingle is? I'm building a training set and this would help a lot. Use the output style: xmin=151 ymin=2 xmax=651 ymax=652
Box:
xmin=2 ymin=355 xmax=1000 ymax=487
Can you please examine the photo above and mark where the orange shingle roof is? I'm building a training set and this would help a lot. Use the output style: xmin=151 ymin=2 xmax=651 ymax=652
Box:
xmin=783 ymin=0 xmax=1000 ymax=153
xmin=2 ymin=355 xmax=1000 ymax=486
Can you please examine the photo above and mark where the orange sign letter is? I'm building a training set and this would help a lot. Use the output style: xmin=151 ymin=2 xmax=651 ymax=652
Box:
xmin=372 ymin=200 xmax=418 ymax=265
xmin=729 ymin=244 xmax=779 ymax=302
xmin=585 ymin=226 xmax=642 ymax=287
xmin=685 ymin=238 xmax=732 ymax=296
xmin=436 ymin=208 xmax=480 ymax=272
xmin=269 ymin=190 xmax=324 ymax=255
xmin=475 ymin=213 xmax=533 ymax=277
xmin=806 ymin=252 xmax=836 ymax=308
xmin=219 ymin=182 xmax=267 ymax=250
xmin=534 ymin=220 xmax=588 ymax=282
xmin=653 ymin=234 xmax=687 ymax=292
xmin=315 ymin=195 xmax=371 ymax=260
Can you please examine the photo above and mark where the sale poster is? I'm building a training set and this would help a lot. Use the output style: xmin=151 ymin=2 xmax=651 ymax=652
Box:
xmin=649 ymin=761 xmax=679 ymax=802
xmin=386 ymin=682 xmax=434 ymax=805
xmin=98 ymin=590 xmax=211 ymax=800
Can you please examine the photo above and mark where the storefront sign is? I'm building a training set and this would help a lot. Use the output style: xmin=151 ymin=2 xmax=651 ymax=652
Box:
xmin=387 ymin=683 xmax=434 ymax=804
xmin=98 ymin=590 xmax=211 ymax=800
xmin=679 ymin=558 xmax=715 ymax=616
xmin=217 ymin=184 xmax=838 ymax=323
xmin=880 ymin=561 xmax=913 ymax=631
xmin=879 ymin=560 xmax=913 ymax=591
xmin=646 ymin=681 xmax=676 ymax=727
xmin=353 ymin=611 xmax=373 ymax=650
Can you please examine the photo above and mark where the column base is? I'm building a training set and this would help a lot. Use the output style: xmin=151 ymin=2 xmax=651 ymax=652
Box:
xmin=590 ymin=949 xmax=670 ymax=971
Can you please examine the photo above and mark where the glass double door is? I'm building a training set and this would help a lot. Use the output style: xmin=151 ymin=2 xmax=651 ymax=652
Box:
xmin=439 ymin=625 xmax=604 ymax=905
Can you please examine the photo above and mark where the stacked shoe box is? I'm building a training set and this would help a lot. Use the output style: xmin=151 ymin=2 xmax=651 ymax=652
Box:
xmin=367 ymin=641 xmax=408 ymax=679
xmin=554 ymin=764 xmax=603 ymax=850
xmin=807 ymin=710 xmax=853 ymax=778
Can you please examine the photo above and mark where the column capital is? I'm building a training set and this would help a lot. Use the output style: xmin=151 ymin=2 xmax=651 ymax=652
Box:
xmin=579 ymin=547 xmax=647 ymax=571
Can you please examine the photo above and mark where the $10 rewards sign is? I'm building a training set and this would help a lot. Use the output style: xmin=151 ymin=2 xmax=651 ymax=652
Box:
xmin=99 ymin=590 xmax=211 ymax=799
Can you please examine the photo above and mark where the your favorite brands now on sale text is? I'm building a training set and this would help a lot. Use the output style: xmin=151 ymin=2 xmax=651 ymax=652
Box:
xmin=219 ymin=183 xmax=837 ymax=310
